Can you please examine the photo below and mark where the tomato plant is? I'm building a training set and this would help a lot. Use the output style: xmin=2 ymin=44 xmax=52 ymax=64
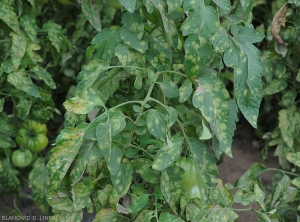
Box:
xmin=11 ymin=149 xmax=33 ymax=168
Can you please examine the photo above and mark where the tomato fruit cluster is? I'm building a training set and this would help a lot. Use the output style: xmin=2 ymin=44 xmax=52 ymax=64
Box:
xmin=176 ymin=157 xmax=201 ymax=199
xmin=12 ymin=120 xmax=48 ymax=168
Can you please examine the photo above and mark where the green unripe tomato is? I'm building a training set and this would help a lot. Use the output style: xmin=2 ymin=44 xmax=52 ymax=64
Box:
xmin=142 ymin=6 xmax=160 ymax=24
xmin=106 ymin=0 xmax=122 ymax=9
xmin=11 ymin=149 xmax=33 ymax=168
xmin=176 ymin=157 xmax=201 ymax=199
xmin=16 ymin=120 xmax=48 ymax=152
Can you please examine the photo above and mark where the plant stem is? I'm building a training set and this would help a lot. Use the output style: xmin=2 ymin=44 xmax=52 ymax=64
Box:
xmin=110 ymin=100 xmax=143 ymax=110
xmin=265 ymin=168 xmax=299 ymax=177
xmin=129 ymin=144 xmax=155 ymax=159
xmin=232 ymin=207 xmax=252 ymax=212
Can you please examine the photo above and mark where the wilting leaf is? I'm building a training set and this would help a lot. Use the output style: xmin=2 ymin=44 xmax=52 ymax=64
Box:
xmin=271 ymin=4 xmax=287 ymax=45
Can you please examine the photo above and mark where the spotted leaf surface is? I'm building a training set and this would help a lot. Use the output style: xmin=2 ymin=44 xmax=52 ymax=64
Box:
xmin=146 ymin=36 xmax=171 ymax=71
xmin=160 ymin=167 xmax=183 ymax=214
xmin=211 ymin=27 xmax=230 ymax=52
xmin=0 ymin=2 xmax=20 ymax=34
xmin=192 ymin=75 xmax=238 ymax=157
xmin=31 ymin=66 xmax=56 ymax=89
xmin=69 ymin=140 xmax=101 ymax=185
xmin=157 ymin=79 xmax=179 ymax=98
xmin=81 ymin=0 xmax=102 ymax=31
xmin=262 ymin=78 xmax=288 ymax=96
xmin=28 ymin=158 xmax=50 ymax=214
xmin=236 ymin=163 xmax=266 ymax=189
xmin=8 ymin=71 xmax=41 ymax=98
xmin=91 ymin=28 xmax=120 ymax=63
xmin=20 ymin=14 xmax=37 ymax=42
xmin=26 ymin=43 xmax=43 ymax=64
xmin=152 ymin=136 xmax=184 ymax=171
xmin=184 ymin=34 xmax=213 ymax=79
xmin=129 ymin=194 xmax=149 ymax=213
xmin=212 ymin=0 xmax=231 ymax=11
xmin=47 ymin=124 xmax=87 ymax=189
xmin=64 ymin=96 xmax=100 ymax=115
xmin=71 ymin=182 xmax=93 ymax=210
xmin=159 ymin=212 xmax=185 ymax=222
xmin=115 ymin=44 xmax=146 ymax=70
xmin=167 ymin=0 xmax=183 ymax=13
xmin=146 ymin=109 xmax=168 ymax=142
xmin=181 ymin=0 xmax=219 ymax=39
xmin=179 ymin=79 xmax=193 ymax=103
xmin=187 ymin=137 xmax=218 ymax=187
xmin=93 ymin=208 xmax=117 ymax=222
xmin=224 ymin=25 xmax=264 ymax=128
xmin=121 ymin=12 xmax=147 ymax=53
xmin=10 ymin=32 xmax=28 ymax=69
xmin=119 ymin=0 xmax=136 ymax=13
xmin=0 ymin=159 xmax=20 ymax=193
xmin=286 ymin=152 xmax=300 ymax=167
xmin=279 ymin=108 xmax=295 ymax=148
xmin=206 ymin=207 xmax=238 ymax=222
xmin=271 ymin=174 xmax=291 ymax=208
xmin=111 ymin=162 xmax=133 ymax=196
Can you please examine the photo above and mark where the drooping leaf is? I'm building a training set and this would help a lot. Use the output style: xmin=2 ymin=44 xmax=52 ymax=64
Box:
xmin=28 ymin=158 xmax=50 ymax=214
xmin=10 ymin=32 xmax=28 ymax=69
xmin=47 ymin=124 xmax=87 ymax=189
xmin=152 ymin=136 xmax=183 ymax=171
xmin=0 ymin=159 xmax=20 ymax=193
xmin=192 ymin=75 xmax=238 ymax=157
xmin=26 ymin=43 xmax=43 ymax=64
xmin=159 ymin=212 xmax=185 ymax=222
xmin=110 ymin=162 xmax=133 ymax=196
xmin=30 ymin=66 xmax=56 ymax=89
xmin=8 ymin=71 xmax=41 ymax=98
xmin=157 ymin=79 xmax=179 ymax=98
xmin=129 ymin=194 xmax=149 ymax=213
xmin=262 ymin=79 xmax=288 ymax=96
xmin=81 ymin=0 xmax=102 ymax=31
xmin=146 ymin=109 xmax=168 ymax=142
xmin=271 ymin=4 xmax=287 ymax=45
xmin=0 ymin=2 xmax=20 ymax=34
xmin=160 ymin=167 xmax=183 ymax=214
xmin=271 ymin=174 xmax=291 ymax=208
xmin=278 ymin=108 xmax=295 ymax=148
xmin=224 ymin=25 xmax=264 ymax=128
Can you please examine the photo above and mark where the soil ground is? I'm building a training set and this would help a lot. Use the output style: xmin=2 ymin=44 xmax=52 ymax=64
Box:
xmin=0 ymin=121 xmax=279 ymax=222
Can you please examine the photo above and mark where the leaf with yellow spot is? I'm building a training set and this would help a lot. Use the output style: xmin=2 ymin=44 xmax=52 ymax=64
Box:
xmin=181 ymin=0 xmax=219 ymax=39
xmin=111 ymin=162 xmax=133 ymax=195
xmin=49 ymin=210 xmax=82 ymax=222
xmin=179 ymin=79 xmax=193 ymax=103
xmin=160 ymin=166 xmax=183 ymax=214
xmin=152 ymin=136 xmax=183 ymax=171
xmin=212 ymin=0 xmax=231 ymax=12
xmin=206 ymin=207 xmax=238 ymax=221
xmin=0 ymin=159 xmax=20 ymax=194
xmin=47 ymin=124 xmax=87 ymax=189
xmin=157 ymin=79 xmax=179 ymax=98
xmin=119 ymin=0 xmax=136 ymax=13
xmin=129 ymin=194 xmax=149 ymax=213
xmin=159 ymin=212 xmax=185 ymax=222
xmin=262 ymin=78 xmax=288 ymax=96
xmin=192 ymin=75 xmax=238 ymax=158
xmin=0 ymin=2 xmax=20 ymax=34
xmin=187 ymin=137 xmax=218 ymax=187
xmin=91 ymin=28 xmax=120 ymax=63
xmin=146 ymin=109 xmax=168 ymax=142
xmin=28 ymin=158 xmax=50 ymax=214
xmin=0 ymin=134 xmax=15 ymax=149
xmin=167 ymin=0 xmax=183 ymax=13
xmin=69 ymin=140 xmax=101 ymax=185
xmin=279 ymin=108 xmax=295 ymax=149
xmin=81 ymin=0 xmax=102 ymax=31
xmin=10 ymin=32 xmax=28 ymax=70
xmin=224 ymin=25 xmax=264 ymax=128
xmin=71 ymin=182 xmax=93 ymax=210
xmin=287 ymin=152 xmax=300 ymax=167
xmin=134 ymin=210 xmax=155 ymax=222
xmin=26 ymin=43 xmax=43 ymax=64
xmin=93 ymin=208 xmax=118 ymax=222
xmin=184 ymin=35 xmax=213 ymax=79
xmin=236 ymin=163 xmax=266 ymax=189
xmin=97 ymin=184 xmax=113 ymax=207
xmin=8 ymin=71 xmax=41 ymax=98
xmin=20 ymin=14 xmax=37 ymax=42
xmin=145 ymin=36 xmax=171 ymax=71
xmin=121 ymin=12 xmax=147 ymax=53
xmin=30 ymin=66 xmax=56 ymax=89
xmin=211 ymin=27 xmax=230 ymax=53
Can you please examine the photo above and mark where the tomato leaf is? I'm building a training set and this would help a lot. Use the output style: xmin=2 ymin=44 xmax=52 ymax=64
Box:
xmin=159 ymin=212 xmax=185 ymax=222
xmin=20 ymin=14 xmax=37 ymax=42
xmin=30 ymin=66 xmax=56 ymax=89
xmin=129 ymin=194 xmax=149 ymax=213
xmin=179 ymin=79 xmax=192 ymax=103
xmin=111 ymin=162 xmax=133 ymax=196
xmin=81 ymin=0 xmax=102 ymax=31
xmin=157 ymin=79 xmax=179 ymax=98
xmin=10 ymin=32 xmax=28 ymax=70
xmin=146 ymin=109 xmax=167 ymax=142
xmin=93 ymin=208 xmax=118 ymax=222
xmin=0 ymin=2 xmax=20 ymax=34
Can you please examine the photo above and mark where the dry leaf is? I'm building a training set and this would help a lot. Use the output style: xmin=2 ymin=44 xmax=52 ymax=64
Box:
xmin=271 ymin=4 xmax=288 ymax=45
xmin=195 ymin=84 xmax=204 ymax=95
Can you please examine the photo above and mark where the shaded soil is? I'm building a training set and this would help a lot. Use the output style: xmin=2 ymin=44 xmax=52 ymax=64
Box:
xmin=1 ymin=122 xmax=279 ymax=222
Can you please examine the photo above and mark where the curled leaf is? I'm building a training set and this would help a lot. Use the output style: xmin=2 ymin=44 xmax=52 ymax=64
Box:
xmin=271 ymin=4 xmax=287 ymax=45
